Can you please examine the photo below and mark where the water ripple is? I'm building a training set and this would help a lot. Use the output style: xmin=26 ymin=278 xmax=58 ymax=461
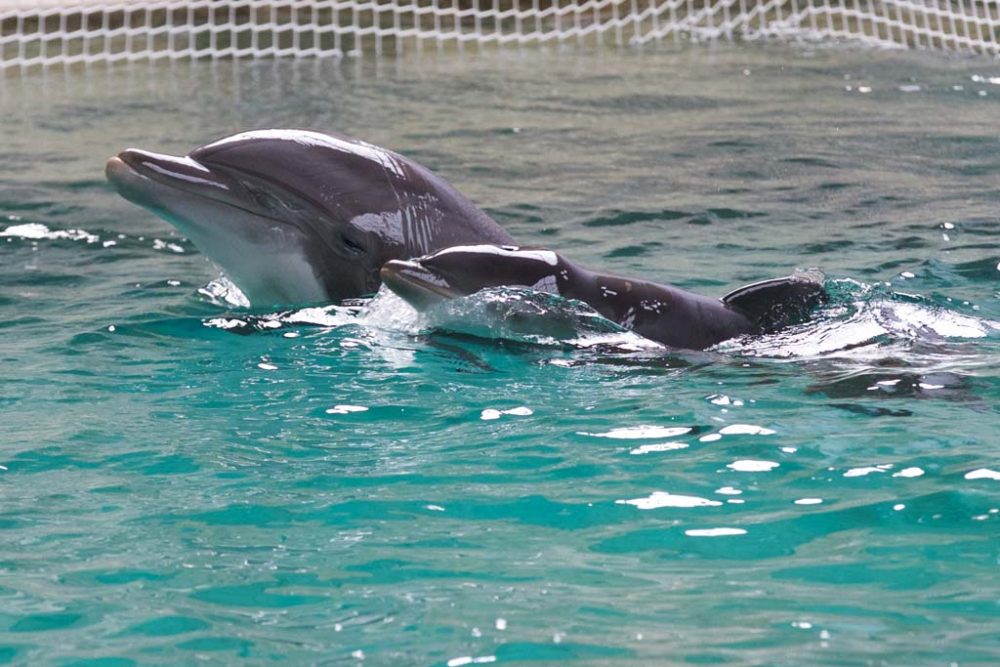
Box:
xmin=3 ymin=44 xmax=999 ymax=666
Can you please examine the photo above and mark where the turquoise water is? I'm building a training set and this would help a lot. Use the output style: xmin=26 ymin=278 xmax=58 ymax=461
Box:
xmin=2 ymin=45 xmax=999 ymax=665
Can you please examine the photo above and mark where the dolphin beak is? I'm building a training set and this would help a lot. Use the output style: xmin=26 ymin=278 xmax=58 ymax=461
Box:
xmin=380 ymin=259 xmax=459 ymax=310
xmin=106 ymin=149 xmax=232 ymax=208
xmin=106 ymin=154 xmax=150 ymax=207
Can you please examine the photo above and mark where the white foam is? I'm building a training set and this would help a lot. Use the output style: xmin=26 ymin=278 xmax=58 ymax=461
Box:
xmin=282 ymin=306 xmax=360 ymax=328
xmin=844 ymin=465 xmax=892 ymax=477
xmin=684 ymin=527 xmax=747 ymax=537
xmin=716 ymin=283 xmax=1000 ymax=360
xmin=204 ymin=317 xmax=247 ymax=330
xmin=481 ymin=407 xmax=533 ymax=421
xmin=566 ymin=332 xmax=664 ymax=351
xmin=727 ymin=460 xmax=779 ymax=472
xmin=199 ymin=277 xmax=251 ymax=308
xmin=882 ymin=301 xmax=999 ymax=338
xmin=152 ymin=238 xmax=185 ymax=253
xmin=616 ymin=492 xmax=722 ymax=510
xmin=2 ymin=222 xmax=55 ymax=239
xmin=579 ymin=426 xmax=692 ymax=440
xmin=446 ymin=656 xmax=496 ymax=667
xmin=1 ymin=222 xmax=98 ymax=244
xmin=629 ymin=442 xmax=689 ymax=455
xmin=965 ymin=468 xmax=1000 ymax=481
xmin=708 ymin=394 xmax=744 ymax=406
xmin=326 ymin=405 xmax=368 ymax=415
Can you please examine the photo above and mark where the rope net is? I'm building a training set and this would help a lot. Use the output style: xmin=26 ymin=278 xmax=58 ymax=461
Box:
xmin=2 ymin=1 xmax=998 ymax=69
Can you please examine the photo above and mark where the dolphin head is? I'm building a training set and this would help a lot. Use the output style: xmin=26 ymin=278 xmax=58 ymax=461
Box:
xmin=380 ymin=244 xmax=564 ymax=310
xmin=106 ymin=129 xmax=513 ymax=307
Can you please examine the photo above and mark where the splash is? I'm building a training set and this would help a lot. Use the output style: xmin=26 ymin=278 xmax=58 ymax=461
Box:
xmin=199 ymin=277 xmax=251 ymax=309
xmin=717 ymin=279 xmax=1000 ymax=361
xmin=1 ymin=222 xmax=99 ymax=244
xmin=195 ymin=277 xmax=999 ymax=383
xmin=414 ymin=287 xmax=662 ymax=350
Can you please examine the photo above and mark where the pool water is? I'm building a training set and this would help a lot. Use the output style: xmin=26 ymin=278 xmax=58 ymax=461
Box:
xmin=2 ymin=44 xmax=999 ymax=665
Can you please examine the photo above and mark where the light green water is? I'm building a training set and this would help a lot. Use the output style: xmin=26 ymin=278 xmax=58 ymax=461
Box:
xmin=1 ymin=45 xmax=999 ymax=665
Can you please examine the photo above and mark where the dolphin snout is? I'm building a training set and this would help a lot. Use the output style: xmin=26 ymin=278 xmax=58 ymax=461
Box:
xmin=116 ymin=148 xmax=150 ymax=171
xmin=380 ymin=259 xmax=425 ymax=291
xmin=379 ymin=260 xmax=403 ymax=284
xmin=105 ymin=148 xmax=234 ymax=211
xmin=380 ymin=258 xmax=423 ymax=279
xmin=113 ymin=149 xmax=220 ymax=185
xmin=105 ymin=153 xmax=156 ymax=206
xmin=105 ymin=155 xmax=128 ymax=181
xmin=380 ymin=259 xmax=457 ymax=309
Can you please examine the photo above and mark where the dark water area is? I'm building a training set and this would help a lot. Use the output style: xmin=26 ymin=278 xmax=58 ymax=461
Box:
xmin=1 ymin=45 xmax=998 ymax=665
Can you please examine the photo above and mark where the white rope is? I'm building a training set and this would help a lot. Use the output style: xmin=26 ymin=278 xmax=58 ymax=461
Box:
xmin=0 ymin=0 xmax=996 ymax=69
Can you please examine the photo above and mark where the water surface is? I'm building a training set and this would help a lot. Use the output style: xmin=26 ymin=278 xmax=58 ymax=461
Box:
xmin=1 ymin=45 xmax=999 ymax=665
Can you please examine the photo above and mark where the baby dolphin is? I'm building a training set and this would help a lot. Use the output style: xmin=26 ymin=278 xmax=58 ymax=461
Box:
xmin=381 ymin=245 xmax=828 ymax=350
xmin=106 ymin=129 xmax=514 ymax=306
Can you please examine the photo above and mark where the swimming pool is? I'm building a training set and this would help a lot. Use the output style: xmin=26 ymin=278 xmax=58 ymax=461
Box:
xmin=1 ymin=45 xmax=998 ymax=664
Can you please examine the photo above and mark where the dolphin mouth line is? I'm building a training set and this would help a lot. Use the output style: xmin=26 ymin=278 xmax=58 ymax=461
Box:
xmin=380 ymin=259 xmax=460 ymax=307
xmin=106 ymin=150 xmax=309 ymax=235
xmin=112 ymin=150 xmax=227 ymax=192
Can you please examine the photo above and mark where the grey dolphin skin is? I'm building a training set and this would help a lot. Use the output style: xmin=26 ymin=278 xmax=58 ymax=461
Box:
xmin=106 ymin=129 xmax=514 ymax=306
xmin=381 ymin=245 xmax=828 ymax=350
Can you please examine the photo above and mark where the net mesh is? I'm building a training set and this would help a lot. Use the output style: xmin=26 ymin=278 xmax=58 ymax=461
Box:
xmin=2 ymin=0 xmax=998 ymax=69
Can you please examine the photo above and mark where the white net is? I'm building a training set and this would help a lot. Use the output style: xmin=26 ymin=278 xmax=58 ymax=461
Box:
xmin=2 ymin=0 xmax=998 ymax=69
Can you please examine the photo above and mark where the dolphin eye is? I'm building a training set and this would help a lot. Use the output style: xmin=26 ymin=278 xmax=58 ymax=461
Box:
xmin=341 ymin=233 xmax=366 ymax=255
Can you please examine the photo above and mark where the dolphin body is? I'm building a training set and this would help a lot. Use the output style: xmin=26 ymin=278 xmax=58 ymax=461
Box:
xmin=106 ymin=129 xmax=514 ymax=306
xmin=381 ymin=245 xmax=828 ymax=350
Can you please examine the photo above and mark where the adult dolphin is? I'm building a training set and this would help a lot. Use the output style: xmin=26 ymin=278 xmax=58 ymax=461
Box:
xmin=381 ymin=245 xmax=828 ymax=350
xmin=106 ymin=129 xmax=514 ymax=306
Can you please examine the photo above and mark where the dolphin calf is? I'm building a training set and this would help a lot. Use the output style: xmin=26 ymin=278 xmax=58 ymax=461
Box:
xmin=106 ymin=129 xmax=514 ymax=306
xmin=381 ymin=245 xmax=828 ymax=350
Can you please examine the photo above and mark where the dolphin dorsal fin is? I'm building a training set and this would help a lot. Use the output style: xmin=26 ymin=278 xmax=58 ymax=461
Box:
xmin=721 ymin=271 xmax=828 ymax=333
